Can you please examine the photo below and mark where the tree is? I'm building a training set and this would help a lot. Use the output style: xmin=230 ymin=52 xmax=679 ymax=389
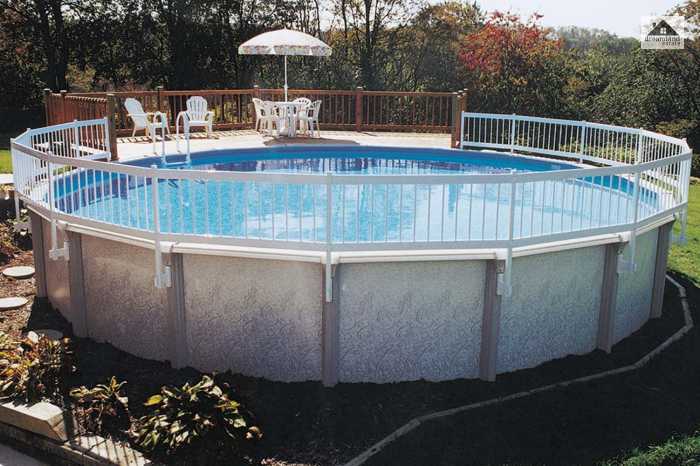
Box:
xmin=458 ymin=11 xmax=571 ymax=116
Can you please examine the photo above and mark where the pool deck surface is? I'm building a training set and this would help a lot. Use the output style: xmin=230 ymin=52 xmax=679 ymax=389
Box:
xmin=116 ymin=130 xmax=453 ymax=162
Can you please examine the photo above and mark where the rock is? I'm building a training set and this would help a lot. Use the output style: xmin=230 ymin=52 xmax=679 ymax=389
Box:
xmin=29 ymin=329 xmax=63 ymax=341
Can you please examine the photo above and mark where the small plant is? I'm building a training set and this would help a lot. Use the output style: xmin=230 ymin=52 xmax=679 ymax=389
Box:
xmin=132 ymin=374 xmax=261 ymax=458
xmin=70 ymin=377 xmax=130 ymax=434
xmin=0 ymin=331 xmax=74 ymax=403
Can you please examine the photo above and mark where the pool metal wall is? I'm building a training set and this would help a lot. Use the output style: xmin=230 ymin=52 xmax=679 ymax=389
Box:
xmin=35 ymin=214 xmax=671 ymax=384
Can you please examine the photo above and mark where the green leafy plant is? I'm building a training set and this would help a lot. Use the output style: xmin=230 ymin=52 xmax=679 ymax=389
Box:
xmin=0 ymin=331 xmax=74 ymax=403
xmin=132 ymin=375 xmax=261 ymax=457
xmin=70 ymin=377 xmax=130 ymax=434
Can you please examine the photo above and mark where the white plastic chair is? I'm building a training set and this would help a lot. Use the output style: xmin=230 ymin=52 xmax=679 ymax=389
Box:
xmin=253 ymin=98 xmax=276 ymax=134
xmin=297 ymin=100 xmax=322 ymax=137
xmin=176 ymin=96 xmax=214 ymax=141
xmin=124 ymin=98 xmax=168 ymax=153
xmin=293 ymin=97 xmax=312 ymax=133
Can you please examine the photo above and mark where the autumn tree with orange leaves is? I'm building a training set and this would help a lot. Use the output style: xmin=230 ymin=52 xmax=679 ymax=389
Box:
xmin=459 ymin=11 xmax=572 ymax=117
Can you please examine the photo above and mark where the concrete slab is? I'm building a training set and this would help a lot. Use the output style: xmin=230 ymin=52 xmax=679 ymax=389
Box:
xmin=0 ymin=402 xmax=66 ymax=442
xmin=116 ymin=129 xmax=452 ymax=162
xmin=2 ymin=266 xmax=35 ymax=280
xmin=0 ymin=443 xmax=46 ymax=466
xmin=0 ymin=297 xmax=29 ymax=311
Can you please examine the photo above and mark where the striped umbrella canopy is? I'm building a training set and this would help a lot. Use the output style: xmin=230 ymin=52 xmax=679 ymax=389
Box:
xmin=239 ymin=29 xmax=332 ymax=101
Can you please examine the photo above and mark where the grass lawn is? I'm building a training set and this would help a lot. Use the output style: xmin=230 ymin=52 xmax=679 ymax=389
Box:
xmin=0 ymin=149 xmax=11 ymax=174
xmin=668 ymin=182 xmax=700 ymax=286
xmin=0 ymin=132 xmax=16 ymax=174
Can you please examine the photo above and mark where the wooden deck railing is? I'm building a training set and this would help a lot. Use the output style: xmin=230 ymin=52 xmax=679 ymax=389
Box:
xmin=45 ymin=87 xmax=469 ymax=156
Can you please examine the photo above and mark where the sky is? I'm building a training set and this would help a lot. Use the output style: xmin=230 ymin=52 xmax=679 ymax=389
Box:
xmin=436 ymin=0 xmax=683 ymax=38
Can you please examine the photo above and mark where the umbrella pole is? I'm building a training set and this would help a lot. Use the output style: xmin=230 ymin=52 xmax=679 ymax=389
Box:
xmin=284 ymin=55 xmax=288 ymax=101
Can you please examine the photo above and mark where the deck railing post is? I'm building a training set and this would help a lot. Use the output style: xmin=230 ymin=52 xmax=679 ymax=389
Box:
xmin=43 ymin=89 xmax=52 ymax=125
xmin=60 ymin=90 xmax=68 ymax=123
xmin=156 ymin=85 xmax=164 ymax=113
xmin=106 ymin=93 xmax=119 ymax=161
xmin=451 ymin=92 xmax=459 ymax=148
xmin=355 ymin=86 xmax=363 ymax=132
xmin=509 ymin=114 xmax=516 ymax=154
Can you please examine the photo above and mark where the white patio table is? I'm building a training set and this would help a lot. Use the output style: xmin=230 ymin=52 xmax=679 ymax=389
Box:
xmin=273 ymin=102 xmax=305 ymax=138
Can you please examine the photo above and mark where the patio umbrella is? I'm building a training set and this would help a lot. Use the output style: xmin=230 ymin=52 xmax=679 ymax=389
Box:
xmin=238 ymin=29 xmax=332 ymax=101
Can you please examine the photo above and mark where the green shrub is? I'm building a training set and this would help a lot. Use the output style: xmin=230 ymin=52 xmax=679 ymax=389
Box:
xmin=132 ymin=375 xmax=261 ymax=458
xmin=0 ymin=331 xmax=74 ymax=403
xmin=70 ymin=377 xmax=130 ymax=434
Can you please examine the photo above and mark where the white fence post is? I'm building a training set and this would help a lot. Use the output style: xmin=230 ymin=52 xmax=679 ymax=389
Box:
xmin=579 ymin=121 xmax=587 ymax=164
xmin=102 ymin=117 xmax=111 ymax=159
xmin=151 ymin=165 xmax=171 ymax=288
xmin=498 ymin=180 xmax=516 ymax=296
xmin=509 ymin=114 xmax=516 ymax=154
xmin=72 ymin=119 xmax=80 ymax=158
xmin=636 ymin=128 xmax=644 ymax=165
xmin=325 ymin=172 xmax=333 ymax=302
xmin=460 ymin=111 xmax=466 ymax=149
xmin=620 ymin=170 xmax=642 ymax=273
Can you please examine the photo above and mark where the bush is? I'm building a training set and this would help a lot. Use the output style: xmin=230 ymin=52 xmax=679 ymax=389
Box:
xmin=132 ymin=375 xmax=261 ymax=459
xmin=70 ymin=377 xmax=130 ymax=434
xmin=0 ymin=331 xmax=74 ymax=403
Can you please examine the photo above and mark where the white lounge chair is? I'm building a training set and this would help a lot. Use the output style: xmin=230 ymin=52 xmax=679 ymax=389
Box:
xmin=176 ymin=96 xmax=214 ymax=141
xmin=124 ymin=98 xmax=169 ymax=154
xmin=297 ymin=100 xmax=322 ymax=137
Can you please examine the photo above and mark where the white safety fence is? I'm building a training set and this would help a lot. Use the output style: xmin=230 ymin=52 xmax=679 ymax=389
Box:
xmin=11 ymin=113 xmax=692 ymax=298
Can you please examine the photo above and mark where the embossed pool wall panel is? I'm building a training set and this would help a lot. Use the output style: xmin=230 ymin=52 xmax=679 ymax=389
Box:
xmin=81 ymin=236 xmax=170 ymax=361
xmin=183 ymin=255 xmax=323 ymax=382
xmin=497 ymin=246 xmax=605 ymax=374
xmin=614 ymin=229 xmax=658 ymax=344
xmin=40 ymin=219 xmax=71 ymax=318
xmin=337 ymin=261 xmax=486 ymax=383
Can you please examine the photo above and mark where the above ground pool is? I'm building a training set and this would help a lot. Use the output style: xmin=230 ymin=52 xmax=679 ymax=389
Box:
xmin=55 ymin=145 xmax=654 ymax=243
xmin=13 ymin=114 xmax=691 ymax=385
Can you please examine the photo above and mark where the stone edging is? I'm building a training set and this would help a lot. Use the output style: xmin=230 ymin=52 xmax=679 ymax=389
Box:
xmin=345 ymin=275 xmax=694 ymax=466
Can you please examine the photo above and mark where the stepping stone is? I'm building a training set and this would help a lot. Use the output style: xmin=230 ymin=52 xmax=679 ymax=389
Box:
xmin=2 ymin=266 xmax=35 ymax=279
xmin=28 ymin=329 xmax=63 ymax=341
xmin=0 ymin=297 xmax=29 ymax=311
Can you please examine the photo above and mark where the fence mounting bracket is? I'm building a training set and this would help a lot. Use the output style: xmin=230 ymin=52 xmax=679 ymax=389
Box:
xmin=495 ymin=258 xmax=512 ymax=297
xmin=154 ymin=265 xmax=172 ymax=289
xmin=49 ymin=241 xmax=70 ymax=261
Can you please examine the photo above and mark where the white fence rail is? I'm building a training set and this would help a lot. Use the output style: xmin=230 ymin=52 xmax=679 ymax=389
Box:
xmin=11 ymin=113 xmax=692 ymax=296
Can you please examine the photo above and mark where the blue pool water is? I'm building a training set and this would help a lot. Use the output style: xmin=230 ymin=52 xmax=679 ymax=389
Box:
xmin=55 ymin=146 xmax=658 ymax=243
